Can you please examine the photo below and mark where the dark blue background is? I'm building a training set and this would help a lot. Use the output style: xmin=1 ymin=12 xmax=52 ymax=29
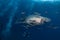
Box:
xmin=0 ymin=0 xmax=60 ymax=40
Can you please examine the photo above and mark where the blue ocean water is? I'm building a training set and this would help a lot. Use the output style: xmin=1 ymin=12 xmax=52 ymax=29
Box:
xmin=0 ymin=0 xmax=60 ymax=40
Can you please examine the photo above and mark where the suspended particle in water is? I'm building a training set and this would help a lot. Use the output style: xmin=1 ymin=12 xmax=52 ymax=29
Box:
xmin=48 ymin=25 xmax=60 ymax=29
